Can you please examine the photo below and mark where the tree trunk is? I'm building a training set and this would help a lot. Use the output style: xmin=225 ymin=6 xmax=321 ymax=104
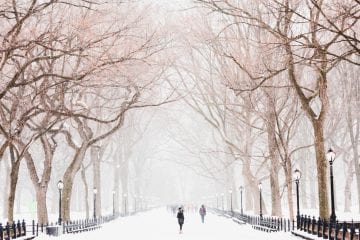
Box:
xmin=284 ymin=159 xmax=294 ymax=220
xmin=242 ymin=163 xmax=254 ymax=211
xmin=62 ymin=145 xmax=88 ymax=221
xmin=113 ymin=151 xmax=120 ymax=214
xmin=231 ymin=166 xmax=239 ymax=210
xmin=266 ymin=97 xmax=282 ymax=217
xmin=92 ymin=146 xmax=101 ymax=217
xmin=36 ymin=187 xmax=49 ymax=224
xmin=347 ymin=107 xmax=360 ymax=213
xmin=3 ymin=157 xmax=10 ymax=218
xmin=22 ymin=136 xmax=53 ymax=225
xmin=300 ymin=151 xmax=309 ymax=209
xmin=80 ymin=164 xmax=89 ymax=219
xmin=7 ymin=145 xmax=21 ymax=222
xmin=312 ymin=120 xmax=329 ymax=218
xmin=343 ymin=164 xmax=353 ymax=212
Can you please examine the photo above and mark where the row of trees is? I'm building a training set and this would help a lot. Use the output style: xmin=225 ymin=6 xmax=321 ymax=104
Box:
xmin=168 ymin=0 xmax=359 ymax=219
xmin=0 ymin=0 xmax=171 ymax=224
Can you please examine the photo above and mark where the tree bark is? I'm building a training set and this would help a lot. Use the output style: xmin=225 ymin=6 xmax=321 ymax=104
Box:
xmin=265 ymin=97 xmax=282 ymax=217
xmin=62 ymin=145 xmax=88 ymax=221
xmin=80 ymin=164 xmax=89 ymax=219
xmin=284 ymin=159 xmax=294 ymax=220
xmin=347 ymin=106 xmax=360 ymax=213
xmin=7 ymin=145 xmax=21 ymax=222
xmin=3 ymin=156 xmax=10 ymax=218
xmin=35 ymin=187 xmax=49 ymax=224
xmin=113 ymin=150 xmax=121 ymax=214
xmin=343 ymin=164 xmax=353 ymax=212
xmin=312 ymin=120 xmax=329 ymax=218
xmin=92 ymin=146 xmax=102 ymax=217
xmin=22 ymin=136 xmax=53 ymax=225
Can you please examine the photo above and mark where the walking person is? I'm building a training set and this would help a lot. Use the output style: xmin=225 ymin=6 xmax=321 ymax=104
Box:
xmin=177 ymin=207 xmax=185 ymax=234
xmin=199 ymin=204 xmax=206 ymax=223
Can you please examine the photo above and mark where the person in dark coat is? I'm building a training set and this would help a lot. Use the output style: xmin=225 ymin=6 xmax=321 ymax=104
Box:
xmin=176 ymin=207 xmax=185 ymax=233
xmin=199 ymin=204 xmax=206 ymax=223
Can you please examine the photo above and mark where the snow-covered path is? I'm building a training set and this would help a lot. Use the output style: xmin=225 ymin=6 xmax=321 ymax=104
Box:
xmin=37 ymin=208 xmax=299 ymax=240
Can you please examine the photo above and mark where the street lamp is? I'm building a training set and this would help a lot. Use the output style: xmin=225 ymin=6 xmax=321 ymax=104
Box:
xmin=93 ymin=188 xmax=97 ymax=219
xmin=229 ymin=189 xmax=233 ymax=213
xmin=294 ymin=169 xmax=301 ymax=228
xmin=112 ymin=190 xmax=116 ymax=216
xmin=239 ymin=186 xmax=244 ymax=215
xmin=258 ymin=182 xmax=263 ymax=219
xmin=326 ymin=148 xmax=336 ymax=223
xmin=57 ymin=180 xmax=64 ymax=225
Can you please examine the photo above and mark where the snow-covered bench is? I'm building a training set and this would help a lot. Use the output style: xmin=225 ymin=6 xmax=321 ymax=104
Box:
xmin=65 ymin=223 xmax=101 ymax=234
xmin=252 ymin=224 xmax=278 ymax=233
xmin=232 ymin=218 xmax=245 ymax=225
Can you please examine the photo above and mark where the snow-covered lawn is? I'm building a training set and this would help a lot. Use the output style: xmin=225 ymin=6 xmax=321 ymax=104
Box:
xmin=35 ymin=208 xmax=299 ymax=240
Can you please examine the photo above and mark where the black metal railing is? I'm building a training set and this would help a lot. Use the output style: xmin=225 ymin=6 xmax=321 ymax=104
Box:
xmin=211 ymin=208 xmax=360 ymax=239
xmin=0 ymin=220 xmax=28 ymax=240
xmin=296 ymin=214 xmax=360 ymax=240
xmin=210 ymin=208 xmax=292 ymax=232
xmin=0 ymin=213 xmax=120 ymax=240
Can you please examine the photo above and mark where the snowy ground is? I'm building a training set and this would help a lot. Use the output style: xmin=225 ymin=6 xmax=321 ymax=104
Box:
xmin=36 ymin=208 xmax=299 ymax=240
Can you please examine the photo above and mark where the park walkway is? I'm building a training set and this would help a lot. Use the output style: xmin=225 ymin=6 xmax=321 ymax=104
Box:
xmin=36 ymin=208 xmax=299 ymax=240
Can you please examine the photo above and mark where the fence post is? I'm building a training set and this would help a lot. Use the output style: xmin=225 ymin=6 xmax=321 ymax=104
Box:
xmin=0 ymin=223 xmax=3 ymax=240
xmin=335 ymin=221 xmax=339 ymax=240
xmin=293 ymin=219 xmax=295 ymax=231
xmin=277 ymin=218 xmax=280 ymax=231
xmin=312 ymin=217 xmax=316 ymax=234
xmin=17 ymin=221 xmax=21 ymax=237
xmin=12 ymin=221 xmax=16 ymax=239
xmin=36 ymin=222 xmax=39 ymax=236
xmin=317 ymin=218 xmax=321 ymax=237
xmin=22 ymin=220 xmax=26 ymax=237
xmin=328 ymin=220 xmax=332 ymax=240
xmin=32 ymin=220 xmax=35 ymax=236
xmin=5 ymin=222 xmax=10 ymax=240
xmin=349 ymin=221 xmax=355 ymax=240
xmin=342 ymin=222 xmax=347 ymax=240
xmin=301 ymin=215 xmax=304 ymax=231
xmin=288 ymin=219 xmax=290 ymax=232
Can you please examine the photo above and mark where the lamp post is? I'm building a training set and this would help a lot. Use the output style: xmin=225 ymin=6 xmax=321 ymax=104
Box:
xmin=258 ymin=182 xmax=263 ymax=219
xmin=229 ymin=189 xmax=233 ymax=213
xmin=221 ymin=193 xmax=224 ymax=211
xmin=326 ymin=148 xmax=336 ymax=223
xmin=57 ymin=180 xmax=64 ymax=225
xmin=93 ymin=188 xmax=97 ymax=219
xmin=294 ymin=169 xmax=301 ymax=228
xmin=112 ymin=190 xmax=116 ymax=216
xmin=239 ymin=186 xmax=244 ymax=215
